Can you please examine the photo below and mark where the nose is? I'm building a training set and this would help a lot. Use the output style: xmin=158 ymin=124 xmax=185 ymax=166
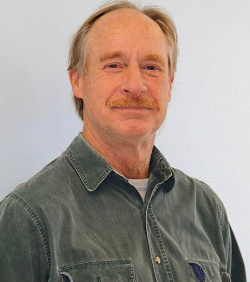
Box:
xmin=121 ymin=65 xmax=147 ymax=96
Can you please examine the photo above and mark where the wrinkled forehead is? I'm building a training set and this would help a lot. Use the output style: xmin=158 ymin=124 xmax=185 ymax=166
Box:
xmin=86 ymin=9 xmax=169 ymax=61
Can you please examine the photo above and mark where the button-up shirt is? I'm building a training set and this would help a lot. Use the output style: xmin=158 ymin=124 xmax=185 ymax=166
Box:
xmin=0 ymin=134 xmax=246 ymax=281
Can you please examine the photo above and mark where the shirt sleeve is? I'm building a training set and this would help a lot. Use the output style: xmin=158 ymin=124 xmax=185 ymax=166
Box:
xmin=221 ymin=204 xmax=247 ymax=282
xmin=228 ymin=225 xmax=247 ymax=282
xmin=0 ymin=195 xmax=50 ymax=281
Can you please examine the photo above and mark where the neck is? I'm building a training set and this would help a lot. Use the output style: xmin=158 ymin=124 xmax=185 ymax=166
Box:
xmin=82 ymin=129 xmax=155 ymax=179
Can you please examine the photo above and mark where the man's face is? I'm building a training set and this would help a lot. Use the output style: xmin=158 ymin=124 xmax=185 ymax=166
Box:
xmin=71 ymin=9 xmax=174 ymax=143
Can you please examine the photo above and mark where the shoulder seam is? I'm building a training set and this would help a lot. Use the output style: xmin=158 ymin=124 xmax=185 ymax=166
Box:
xmin=219 ymin=201 xmax=226 ymax=229
xmin=8 ymin=193 xmax=51 ymax=267
xmin=31 ymin=158 xmax=61 ymax=180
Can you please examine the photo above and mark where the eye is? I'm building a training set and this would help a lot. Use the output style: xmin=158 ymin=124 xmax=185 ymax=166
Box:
xmin=104 ymin=63 xmax=123 ymax=72
xmin=108 ymin=64 xmax=119 ymax=68
xmin=145 ymin=65 xmax=160 ymax=71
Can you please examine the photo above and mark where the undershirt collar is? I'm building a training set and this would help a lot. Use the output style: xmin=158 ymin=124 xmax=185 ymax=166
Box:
xmin=128 ymin=178 xmax=149 ymax=200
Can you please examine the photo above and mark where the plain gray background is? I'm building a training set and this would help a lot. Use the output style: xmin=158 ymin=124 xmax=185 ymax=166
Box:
xmin=0 ymin=0 xmax=249 ymax=276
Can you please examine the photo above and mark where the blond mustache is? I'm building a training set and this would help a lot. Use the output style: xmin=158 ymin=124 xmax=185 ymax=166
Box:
xmin=107 ymin=97 xmax=159 ymax=109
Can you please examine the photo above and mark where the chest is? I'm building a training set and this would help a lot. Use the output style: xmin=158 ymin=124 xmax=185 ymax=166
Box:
xmin=47 ymin=183 xmax=229 ymax=282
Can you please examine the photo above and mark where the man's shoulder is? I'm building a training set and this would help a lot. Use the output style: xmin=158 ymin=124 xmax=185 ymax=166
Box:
xmin=171 ymin=167 xmax=225 ymax=211
xmin=0 ymin=151 xmax=82 ymax=248
xmin=3 ymin=151 xmax=78 ymax=211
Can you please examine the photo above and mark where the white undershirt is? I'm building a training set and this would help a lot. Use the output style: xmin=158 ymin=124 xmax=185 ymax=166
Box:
xmin=128 ymin=178 xmax=149 ymax=200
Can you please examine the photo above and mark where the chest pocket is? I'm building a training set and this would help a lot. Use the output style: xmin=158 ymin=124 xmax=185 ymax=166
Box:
xmin=59 ymin=259 xmax=135 ymax=282
xmin=187 ymin=259 xmax=231 ymax=282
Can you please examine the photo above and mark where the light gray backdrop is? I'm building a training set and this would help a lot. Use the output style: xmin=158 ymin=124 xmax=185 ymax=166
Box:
xmin=0 ymin=0 xmax=249 ymax=277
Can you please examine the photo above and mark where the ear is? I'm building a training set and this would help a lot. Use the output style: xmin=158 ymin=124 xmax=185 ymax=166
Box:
xmin=167 ymin=74 xmax=175 ymax=102
xmin=69 ymin=69 xmax=84 ymax=99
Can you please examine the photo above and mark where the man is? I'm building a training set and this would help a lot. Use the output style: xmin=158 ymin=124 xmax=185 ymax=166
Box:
xmin=0 ymin=1 xmax=246 ymax=281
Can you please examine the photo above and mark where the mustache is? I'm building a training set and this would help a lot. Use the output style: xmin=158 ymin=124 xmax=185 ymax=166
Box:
xmin=107 ymin=97 xmax=159 ymax=109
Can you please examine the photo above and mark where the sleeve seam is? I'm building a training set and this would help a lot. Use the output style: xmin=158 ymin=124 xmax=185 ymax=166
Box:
xmin=8 ymin=193 xmax=51 ymax=267
xmin=218 ymin=201 xmax=226 ymax=230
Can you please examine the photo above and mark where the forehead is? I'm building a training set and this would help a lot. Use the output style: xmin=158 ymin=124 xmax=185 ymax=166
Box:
xmin=87 ymin=9 xmax=169 ymax=59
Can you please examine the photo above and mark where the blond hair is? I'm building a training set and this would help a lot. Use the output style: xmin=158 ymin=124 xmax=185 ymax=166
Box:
xmin=68 ymin=0 xmax=178 ymax=119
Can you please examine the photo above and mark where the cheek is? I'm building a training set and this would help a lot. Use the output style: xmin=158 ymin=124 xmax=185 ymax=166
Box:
xmin=152 ymin=84 xmax=170 ymax=106
xmin=148 ymin=77 xmax=170 ymax=94
xmin=87 ymin=78 xmax=117 ymax=102
xmin=156 ymin=90 xmax=171 ymax=117
xmin=83 ymin=87 xmax=109 ymax=118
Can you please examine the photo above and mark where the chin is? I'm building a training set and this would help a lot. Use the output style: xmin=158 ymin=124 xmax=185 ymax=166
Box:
xmin=106 ymin=119 xmax=161 ymax=140
xmin=116 ymin=125 xmax=157 ymax=140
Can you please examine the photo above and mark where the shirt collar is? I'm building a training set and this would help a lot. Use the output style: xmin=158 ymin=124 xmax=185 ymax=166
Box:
xmin=66 ymin=133 xmax=172 ymax=192
xmin=66 ymin=133 xmax=113 ymax=192
xmin=150 ymin=146 xmax=173 ymax=182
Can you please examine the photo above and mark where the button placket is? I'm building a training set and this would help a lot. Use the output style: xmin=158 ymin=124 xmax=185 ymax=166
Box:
xmin=145 ymin=202 xmax=175 ymax=281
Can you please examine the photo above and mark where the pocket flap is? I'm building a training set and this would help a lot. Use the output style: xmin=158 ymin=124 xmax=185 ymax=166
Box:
xmin=59 ymin=259 xmax=134 ymax=282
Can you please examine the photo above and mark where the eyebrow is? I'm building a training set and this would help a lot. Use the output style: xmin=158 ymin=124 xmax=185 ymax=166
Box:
xmin=99 ymin=51 xmax=124 ymax=62
xmin=143 ymin=54 xmax=166 ymax=66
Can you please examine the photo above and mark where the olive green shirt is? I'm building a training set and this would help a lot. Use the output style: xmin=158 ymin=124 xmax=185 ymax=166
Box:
xmin=0 ymin=134 xmax=246 ymax=281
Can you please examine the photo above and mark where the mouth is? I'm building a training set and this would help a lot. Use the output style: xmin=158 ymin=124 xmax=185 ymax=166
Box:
xmin=110 ymin=106 xmax=153 ymax=110
xmin=109 ymin=107 xmax=156 ymax=117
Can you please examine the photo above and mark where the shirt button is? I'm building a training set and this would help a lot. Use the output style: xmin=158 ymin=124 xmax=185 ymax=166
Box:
xmin=154 ymin=256 xmax=161 ymax=265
